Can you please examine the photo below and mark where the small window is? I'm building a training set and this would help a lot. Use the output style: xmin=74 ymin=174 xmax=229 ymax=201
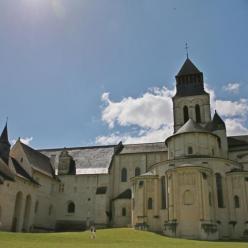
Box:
xmin=59 ymin=184 xmax=64 ymax=193
xmin=195 ymin=104 xmax=201 ymax=123
xmin=67 ymin=202 xmax=75 ymax=213
xmin=35 ymin=201 xmax=39 ymax=214
xmin=188 ymin=146 xmax=193 ymax=155
xmin=121 ymin=168 xmax=127 ymax=182
xmin=148 ymin=198 xmax=153 ymax=209
xmin=0 ymin=206 xmax=2 ymax=223
xmin=209 ymin=192 xmax=212 ymax=206
xmin=48 ymin=205 xmax=53 ymax=216
xmin=135 ymin=167 xmax=141 ymax=177
xmin=20 ymin=158 xmax=23 ymax=163
xmin=122 ymin=208 xmax=126 ymax=217
xmin=183 ymin=106 xmax=189 ymax=123
xmin=139 ymin=181 xmax=144 ymax=187
xmin=161 ymin=176 xmax=166 ymax=209
xmin=216 ymin=173 xmax=224 ymax=208
xmin=212 ymin=148 xmax=215 ymax=156
xmin=234 ymin=195 xmax=240 ymax=208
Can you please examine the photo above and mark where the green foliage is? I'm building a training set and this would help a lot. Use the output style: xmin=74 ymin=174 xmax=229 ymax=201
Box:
xmin=0 ymin=228 xmax=247 ymax=248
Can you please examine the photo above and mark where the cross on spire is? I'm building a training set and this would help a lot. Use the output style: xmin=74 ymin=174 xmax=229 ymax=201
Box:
xmin=185 ymin=42 xmax=189 ymax=59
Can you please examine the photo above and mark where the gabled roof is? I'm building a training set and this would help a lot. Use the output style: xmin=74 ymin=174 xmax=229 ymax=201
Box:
xmin=0 ymin=123 xmax=10 ymax=145
xmin=0 ymin=158 xmax=14 ymax=181
xmin=11 ymin=157 xmax=38 ymax=184
xmin=176 ymin=119 xmax=208 ymax=135
xmin=20 ymin=142 xmax=55 ymax=177
xmin=176 ymin=58 xmax=201 ymax=76
xmin=41 ymin=145 xmax=116 ymax=175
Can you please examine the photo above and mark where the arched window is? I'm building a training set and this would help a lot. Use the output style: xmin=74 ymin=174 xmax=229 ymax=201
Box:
xmin=35 ymin=201 xmax=39 ymax=214
xmin=48 ymin=205 xmax=53 ymax=216
xmin=161 ymin=176 xmax=166 ymax=209
xmin=234 ymin=195 xmax=240 ymax=208
xmin=195 ymin=104 xmax=201 ymax=123
xmin=148 ymin=198 xmax=153 ymax=209
xmin=121 ymin=168 xmax=127 ymax=182
xmin=122 ymin=208 xmax=126 ymax=216
xmin=209 ymin=192 xmax=212 ymax=206
xmin=183 ymin=106 xmax=189 ymax=123
xmin=215 ymin=173 xmax=224 ymax=208
xmin=0 ymin=205 xmax=2 ymax=223
xmin=67 ymin=202 xmax=75 ymax=213
xmin=188 ymin=146 xmax=193 ymax=155
xmin=135 ymin=167 xmax=141 ymax=177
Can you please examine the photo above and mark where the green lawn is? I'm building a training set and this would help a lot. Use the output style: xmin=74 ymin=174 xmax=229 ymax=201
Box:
xmin=0 ymin=228 xmax=247 ymax=248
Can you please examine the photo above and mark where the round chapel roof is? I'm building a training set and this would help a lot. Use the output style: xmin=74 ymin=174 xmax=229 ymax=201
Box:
xmin=165 ymin=118 xmax=219 ymax=144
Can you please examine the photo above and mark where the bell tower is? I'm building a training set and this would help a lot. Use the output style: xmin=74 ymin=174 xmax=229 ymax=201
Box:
xmin=173 ymin=58 xmax=211 ymax=132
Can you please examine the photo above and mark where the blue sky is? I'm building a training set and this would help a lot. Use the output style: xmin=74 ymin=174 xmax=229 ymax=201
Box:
xmin=0 ymin=0 xmax=247 ymax=148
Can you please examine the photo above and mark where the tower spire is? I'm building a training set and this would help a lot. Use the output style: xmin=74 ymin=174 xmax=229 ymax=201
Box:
xmin=0 ymin=121 xmax=10 ymax=145
xmin=185 ymin=42 xmax=189 ymax=59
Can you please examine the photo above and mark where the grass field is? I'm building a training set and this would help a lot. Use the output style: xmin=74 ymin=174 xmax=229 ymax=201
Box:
xmin=0 ymin=228 xmax=247 ymax=248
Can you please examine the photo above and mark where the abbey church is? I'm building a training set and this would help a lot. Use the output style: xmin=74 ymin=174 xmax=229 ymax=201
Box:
xmin=0 ymin=58 xmax=248 ymax=240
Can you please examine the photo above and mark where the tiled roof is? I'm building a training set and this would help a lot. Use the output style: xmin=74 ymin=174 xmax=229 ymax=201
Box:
xmin=120 ymin=142 xmax=167 ymax=154
xmin=40 ymin=146 xmax=116 ymax=175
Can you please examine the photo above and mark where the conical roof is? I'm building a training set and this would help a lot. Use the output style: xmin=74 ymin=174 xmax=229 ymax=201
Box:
xmin=0 ymin=123 xmax=10 ymax=145
xmin=206 ymin=111 xmax=226 ymax=131
xmin=176 ymin=58 xmax=201 ymax=76
xmin=165 ymin=119 xmax=211 ymax=144
xmin=176 ymin=118 xmax=208 ymax=135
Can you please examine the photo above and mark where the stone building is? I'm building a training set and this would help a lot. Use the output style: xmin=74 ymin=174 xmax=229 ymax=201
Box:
xmin=0 ymin=58 xmax=248 ymax=240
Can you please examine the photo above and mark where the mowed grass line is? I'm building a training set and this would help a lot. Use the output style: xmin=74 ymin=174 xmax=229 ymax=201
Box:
xmin=0 ymin=228 xmax=247 ymax=248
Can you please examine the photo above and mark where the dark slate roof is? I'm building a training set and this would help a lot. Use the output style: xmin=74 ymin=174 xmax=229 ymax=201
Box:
xmin=206 ymin=111 xmax=226 ymax=131
xmin=20 ymin=142 xmax=55 ymax=177
xmin=120 ymin=142 xmax=167 ymax=154
xmin=0 ymin=123 xmax=10 ymax=145
xmin=228 ymin=135 xmax=248 ymax=149
xmin=166 ymin=119 xmax=217 ymax=144
xmin=40 ymin=145 xmax=116 ymax=175
xmin=11 ymin=157 xmax=38 ymax=184
xmin=174 ymin=58 xmax=208 ymax=97
xmin=176 ymin=58 xmax=201 ymax=76
xmin=0 ymin=158 xmax=14 ymax=181
xmin=96 ymin=186 xmax=107 ymax=194
xmin=113 ymin=189 xmax=131 ymax=201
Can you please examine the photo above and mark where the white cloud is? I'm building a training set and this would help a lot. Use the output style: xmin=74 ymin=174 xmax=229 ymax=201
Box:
xmin=96 ymin=85 xmax=248 ymax=145
xmin=96 ymin=125 xmax=173 ymax=145
xmin=11 ymin=137 xmax=33 ymax=146
xmin=215 ymin=99 xmax=248 ymax=117
xmin=223 ymin=83 xmax=240 ymax=93
xmin=225 ymin=119 xmax=248 ymax=136
xmin=101 ymin=87 xmax=174 ymax=129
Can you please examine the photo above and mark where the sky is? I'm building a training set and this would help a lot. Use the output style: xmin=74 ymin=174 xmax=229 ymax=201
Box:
xmin=0 ymin=0 xmax=247 ymax=149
